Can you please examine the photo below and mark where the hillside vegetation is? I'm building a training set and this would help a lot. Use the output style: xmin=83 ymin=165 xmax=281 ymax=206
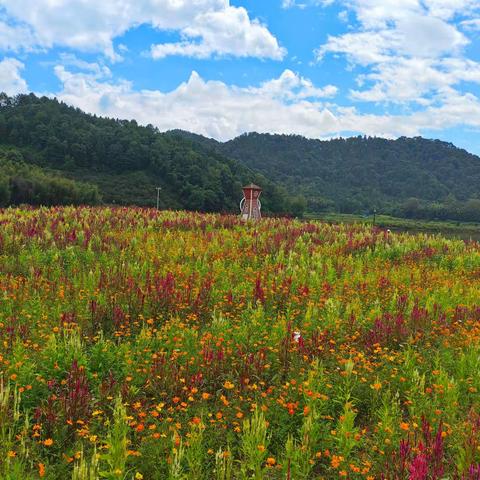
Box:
xmin=0 ymin=93 xmax=295 ymax=214
xmin=2 ymin=92 xmax=480 ymax=221
xmin=217 ymin=132 xmax=480 ymax=221
xmin=2 ymin=207 xmax=480 ymax=478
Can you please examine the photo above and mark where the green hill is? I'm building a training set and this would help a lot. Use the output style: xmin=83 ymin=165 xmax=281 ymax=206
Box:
xmin=215 ymin=132 xmax=480 ymax=221
xmin=0 ymin=93 xmax=292 ymax=213
xmin=2 ymin=92 xmax=480 ymax=221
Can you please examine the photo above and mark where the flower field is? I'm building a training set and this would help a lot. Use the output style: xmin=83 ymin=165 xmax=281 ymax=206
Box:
xmin=1 ymin=207 xmax=480 ymax=479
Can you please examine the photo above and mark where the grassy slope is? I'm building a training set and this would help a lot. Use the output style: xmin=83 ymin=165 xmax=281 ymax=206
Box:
xmin=307 ymin=212 xmax=480 ymax=237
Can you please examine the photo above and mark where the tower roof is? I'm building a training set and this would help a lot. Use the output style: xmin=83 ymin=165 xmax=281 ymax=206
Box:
xmin=242 ymin=183 xmax=262 ymax=190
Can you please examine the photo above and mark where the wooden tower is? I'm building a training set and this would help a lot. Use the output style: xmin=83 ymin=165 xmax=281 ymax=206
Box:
xmin=240 ymin=183 xmax=262 ymax=220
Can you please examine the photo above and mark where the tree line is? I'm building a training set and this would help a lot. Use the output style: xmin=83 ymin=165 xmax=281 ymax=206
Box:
xmin=0 ymin=93 xmax=302 ymax=215
xmin=216 ymin=132 xmax=480 ymax=222
xmin=3 ymin=92 xmax=480 ymax=221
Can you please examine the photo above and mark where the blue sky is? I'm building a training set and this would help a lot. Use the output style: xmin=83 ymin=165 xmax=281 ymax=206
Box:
xmin=1 ymin=0 xmax=480 ymax=155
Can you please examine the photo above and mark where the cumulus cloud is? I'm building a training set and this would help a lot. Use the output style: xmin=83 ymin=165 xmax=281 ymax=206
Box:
xmin=51 ymin=65 xmax=480 ymax=143
xmin=151 ymin=6 xmax=285 ymax=60
xmin=313 ymin=0 xmax=480 ymax=106
xmin=316 ymin=1 xmax=471 ymax=63
xmin=461 ymin=19 xmax=480 ymax=30
xmin=351 ymin=57 xmax=480 ymax=103
xmin=0 ymin=18 xmax=37 ymax=52
xmin=0 ymin=57 xmax=28 ymax=95
xmin=0 ymin=0 xmax=285 ymax=60
xmin=53 ymin=67 xmax=338 ymax=140
xmin=282 ymin=0 xmax=332 ymax=8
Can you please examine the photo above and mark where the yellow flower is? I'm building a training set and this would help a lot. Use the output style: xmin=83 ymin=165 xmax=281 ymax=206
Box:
xmin=223 ymin=380 xmax=234 ymax=390
xmin=135 ymin=473 xmax=144 ymax=479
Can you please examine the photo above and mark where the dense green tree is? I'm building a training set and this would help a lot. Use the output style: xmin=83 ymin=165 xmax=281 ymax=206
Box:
xmin=289 ymin=195 xmax=307 ymax=218
xmin=460 ymin=199 xmax=480 ymax=222
xmin=0 ymin=93 xmax=293 ymax=213
xmin=213 ymin=132 xmax=480 ymax=218
xmin=0 ymin=147 xmax=101 ymax=207
xmin=0 ymin=176 xmax=10 ymax=206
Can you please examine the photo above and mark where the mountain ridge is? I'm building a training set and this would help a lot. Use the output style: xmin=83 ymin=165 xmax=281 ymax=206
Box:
xmin=2 ymin=93 xmax=480 ymax=221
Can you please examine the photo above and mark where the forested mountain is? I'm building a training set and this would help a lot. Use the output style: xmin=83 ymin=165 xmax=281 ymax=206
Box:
xmin=213 ymin=132 xmax=480 ymax=221
xmin=0 ymin=93 xmax=294 ymax=213
xmin=2 ymin=92 xmax=480 ymax=221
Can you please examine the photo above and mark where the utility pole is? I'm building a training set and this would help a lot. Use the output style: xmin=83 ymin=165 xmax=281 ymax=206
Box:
xmin=156 ymin=187 xmax=161 ymax=210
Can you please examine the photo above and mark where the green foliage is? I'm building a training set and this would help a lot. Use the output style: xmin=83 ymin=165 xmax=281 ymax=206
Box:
xmin=239 ymin=409 xmax=269 ymax=480
xmin=215 ymin=448 xmax=233 ymax=480
xmin=100 ymin=396 xmax=129 ymax=479
xmin=217 ymin=132 xmax=480 ymax=220
xmin=0 ymin=94 xmax=294 ymax=214
xmin=0 ymin=146 xmax=100 ymax=207
xmin=168 ymin=434 xmax=186 ymax=480
xmin=334 ymin=402 xmax=359 ymax=461
xmin=6 ymin=93 xmax=480 ymax=220
xmin=72 ymin=448 xmax=99 ymax=480
xmin=185 ymin=421 xmax=205 ymax=478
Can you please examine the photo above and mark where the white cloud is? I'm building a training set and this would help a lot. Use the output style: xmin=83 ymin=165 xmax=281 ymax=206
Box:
xmin=0 ymin=18 xmax=36 ymax=52
xmin=51 ymin=66 xmax=480 ymax=143
xmin=57 ymin=54 xmax=112 ymax=78
xmin=282 ymin=0 xmax=332 ymax=8
xmin=423 ymin=0 xmax=479 ymax=20
xmin=314 ymin=0 xmax=480 ymax=107
xmin=461 ymin=18 xmax=480 ymax=30
xmin=0 ymin=57 xmax=28 ymax=95
xmin=249 ymin=69 xmax=338 ymax=99
xmin=351 ymin=57 xmax=480 ymax=103
xmin=0 ymin=0 xmax=284 ymax=60
xmin=53 ymin=67 xmax=339 ymax=140
xmin=151 ymin=6 xmax=285 ymax=60
xmin=316 ymin=2 xmax=469 ymax=64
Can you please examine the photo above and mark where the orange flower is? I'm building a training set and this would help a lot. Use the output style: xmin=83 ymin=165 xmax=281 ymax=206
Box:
xmin=331 ymin=455 xmax=343 ymax=469
xmin=266 ymin=457 xmax=276 ymax=466
xmin=38 ymin=463 xmax=46 ymax=477
xmin=43 ymin=438 xmax=54 ymax=446
xmin=223 ymin=381 xmax=234 ymax=390
xmin=400 ymin=422 xmax=409 ymax=431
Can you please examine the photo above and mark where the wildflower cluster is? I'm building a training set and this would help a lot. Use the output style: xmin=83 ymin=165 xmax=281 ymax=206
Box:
xmin=0 ymin=206 xmax=479 ymax=478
